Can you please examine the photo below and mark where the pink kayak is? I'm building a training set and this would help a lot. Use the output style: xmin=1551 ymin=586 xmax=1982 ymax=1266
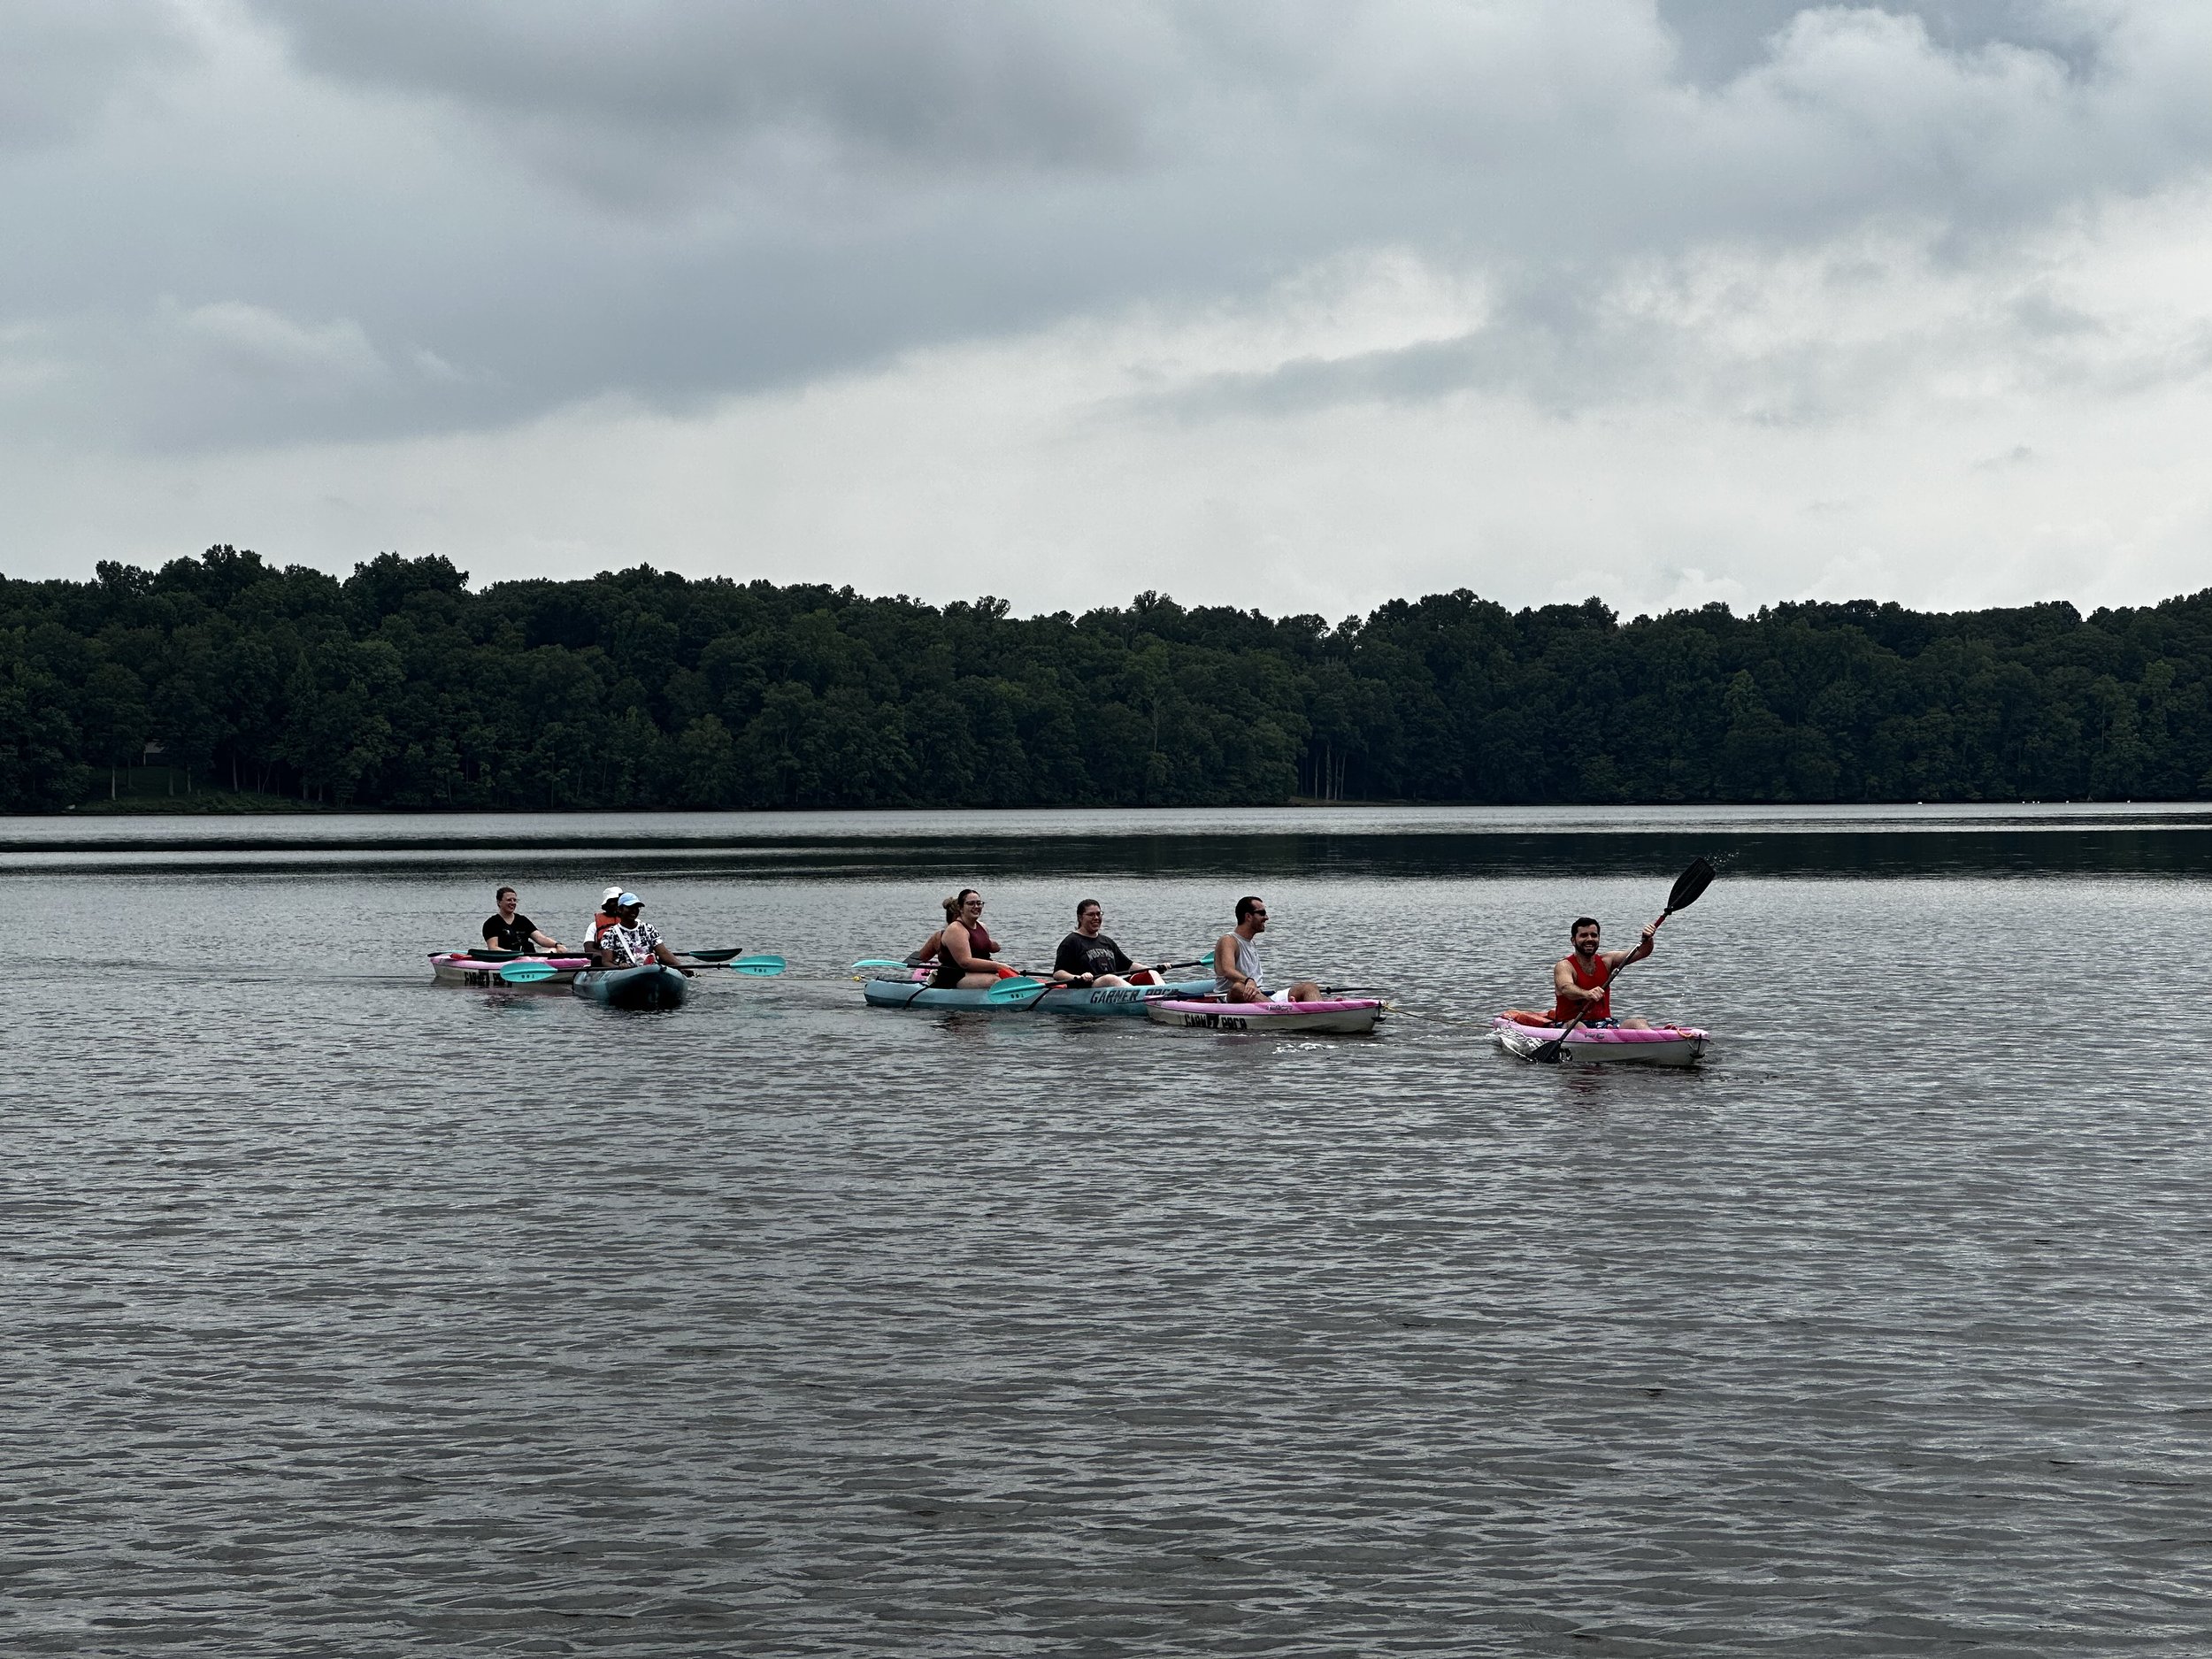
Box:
xmin=1489 ymin=1015 xmax=1708 ymax=1067
xmin=1145 ymin=996 xmax=1386 ymax=1035
xmin=429 ymin=952 xmax=590 ymax=987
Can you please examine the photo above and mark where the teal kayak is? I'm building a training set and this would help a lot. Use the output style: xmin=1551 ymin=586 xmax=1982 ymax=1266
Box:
xmin=861 ymin=975 xmax=1214 ymax=1014
xmin=573 ymin=965 xmax=690 ymax=1010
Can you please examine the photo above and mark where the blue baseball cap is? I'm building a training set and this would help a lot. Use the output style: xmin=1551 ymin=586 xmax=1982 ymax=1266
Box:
xmin=617 ymin=892 xmax=641 ymax=907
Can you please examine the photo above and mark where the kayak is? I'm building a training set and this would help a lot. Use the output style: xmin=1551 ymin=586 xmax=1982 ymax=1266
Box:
xmin=1489 ymin=1015 xmax=1708 ymax=1067
xmin=429 ymin=951 xmax=588 ymax=987
xmin=573 ymin=964 xmax=691 ymax=1010
xmin=860 ymin=974 xmax=1215 ymax=1015
xmin=1144 ymin=996 xmax=1386 ymax=1035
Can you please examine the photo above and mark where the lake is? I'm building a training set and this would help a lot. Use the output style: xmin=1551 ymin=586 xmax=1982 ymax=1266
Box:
xmin=6 ymin=804 xmax=2210 ymax=1655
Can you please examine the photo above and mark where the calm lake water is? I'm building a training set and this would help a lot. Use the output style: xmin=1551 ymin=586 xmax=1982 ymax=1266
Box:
xmin=6 ymin=805 xmax=2210 ymax=1655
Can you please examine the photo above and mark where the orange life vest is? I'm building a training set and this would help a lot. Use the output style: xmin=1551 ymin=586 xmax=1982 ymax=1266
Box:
xmin=1551 ymin=950 xmax=1611 ymax=1024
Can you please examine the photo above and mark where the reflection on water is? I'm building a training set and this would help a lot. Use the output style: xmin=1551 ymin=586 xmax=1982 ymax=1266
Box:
xmin=5 ymin=810 xmax=2211 ymax=1655
xmin=6 ymin=801 xmax=2212 ymax=882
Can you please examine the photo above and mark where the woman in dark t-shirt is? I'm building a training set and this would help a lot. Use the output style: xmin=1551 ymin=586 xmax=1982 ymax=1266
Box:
xmin=482 ymin=886 xmax=564 ymax=954
xmin=1052 ymin=898 xmax=1137 ymax=987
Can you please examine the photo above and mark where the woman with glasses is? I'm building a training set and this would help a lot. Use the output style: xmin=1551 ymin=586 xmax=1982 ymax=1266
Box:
xmin=929 ymin=888 xmax=1006 ymax=990
xmin=916 ymin=888 xmax=1003 ymax=966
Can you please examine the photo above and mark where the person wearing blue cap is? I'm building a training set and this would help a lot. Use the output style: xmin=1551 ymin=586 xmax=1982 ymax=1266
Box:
xmin=589 ymin=892 xmax=694 ymax=978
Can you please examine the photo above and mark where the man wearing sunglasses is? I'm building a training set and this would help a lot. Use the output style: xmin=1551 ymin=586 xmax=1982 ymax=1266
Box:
xmin=1212 ymin=895 xmax=1325 ymax=1004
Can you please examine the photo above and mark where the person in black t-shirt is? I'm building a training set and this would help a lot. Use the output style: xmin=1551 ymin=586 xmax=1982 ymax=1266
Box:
xmin=1053 ymin=898 xmax=1140 ymax=987
xmin=482 ymin=886 xmax=565 ymax=955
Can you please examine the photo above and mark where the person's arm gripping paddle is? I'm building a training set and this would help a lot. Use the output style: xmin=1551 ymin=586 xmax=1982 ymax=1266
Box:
xmin=1051 ymin=932 xmax=1093 ymax=987
xmin=1609 ymin=922 xmax=1657 ymax=979
xmin=1552 ymin=953 xmax=1598 ymax=1016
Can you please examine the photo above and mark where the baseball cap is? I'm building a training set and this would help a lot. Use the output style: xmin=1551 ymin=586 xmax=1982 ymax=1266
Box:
xmin=617 ymin=892 xmax=641 ymax=908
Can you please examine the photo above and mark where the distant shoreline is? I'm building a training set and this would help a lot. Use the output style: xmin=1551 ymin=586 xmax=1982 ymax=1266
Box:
xmin=8 ymin=548 xmax=2208 ymax=816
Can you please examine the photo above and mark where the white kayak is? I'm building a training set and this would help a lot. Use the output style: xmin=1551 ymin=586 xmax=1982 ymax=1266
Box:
xmin=1144 ymin=996 xmax=1386 ymax=1035
xmin=429 ymin=951 xmax=588 ymax=987
xmin=1489 ymin=1015 xmax=1708 ymax=1067
xmin=861 ymin=974 xmax=1215 ymax=1014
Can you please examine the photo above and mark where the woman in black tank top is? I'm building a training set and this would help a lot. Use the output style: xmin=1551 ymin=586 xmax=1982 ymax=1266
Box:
xmin=931 ymin=893 xmax=1002 ymax=990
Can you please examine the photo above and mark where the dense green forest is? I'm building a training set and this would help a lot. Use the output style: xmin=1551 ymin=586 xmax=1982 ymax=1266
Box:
xmin=1 ymin=545 xmax=2207 ymax=812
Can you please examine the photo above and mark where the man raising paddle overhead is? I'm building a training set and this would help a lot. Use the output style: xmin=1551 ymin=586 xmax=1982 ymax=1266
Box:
xmin=1506 ymin=917 xmax=1657 ymax=1030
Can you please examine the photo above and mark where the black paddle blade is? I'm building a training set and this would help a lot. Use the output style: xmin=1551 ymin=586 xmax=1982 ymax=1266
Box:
xmin=1665 ymin=856 xmax=1717 ymax=915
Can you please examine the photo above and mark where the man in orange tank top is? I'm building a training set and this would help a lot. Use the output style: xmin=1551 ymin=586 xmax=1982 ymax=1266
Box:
xmin=1505 ymin=916 xmax=1658 ymax=1028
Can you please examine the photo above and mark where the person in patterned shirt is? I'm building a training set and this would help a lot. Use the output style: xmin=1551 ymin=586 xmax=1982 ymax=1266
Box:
xmin=590 ymin=893 xmax=694 ymax=978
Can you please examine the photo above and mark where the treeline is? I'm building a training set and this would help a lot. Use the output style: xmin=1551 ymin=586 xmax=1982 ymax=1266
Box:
xmin=1 ymin=545 xmax=2208 ymax=811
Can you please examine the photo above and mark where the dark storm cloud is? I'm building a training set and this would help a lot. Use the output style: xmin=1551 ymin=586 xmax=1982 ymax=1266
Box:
xmin=246 ymin=0 xmax=1202 ymax=200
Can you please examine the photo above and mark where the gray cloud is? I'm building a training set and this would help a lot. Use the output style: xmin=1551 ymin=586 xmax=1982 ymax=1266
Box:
xmin=3 ymin=0 xmax=2211 ymax=549
xmin=1656 ymin=0 xmax=2113 ymax=88
xmin=0 ymin=0 xmax=195 ymax=151
xmin=246 ymin=0 xmax=1201 ymax=207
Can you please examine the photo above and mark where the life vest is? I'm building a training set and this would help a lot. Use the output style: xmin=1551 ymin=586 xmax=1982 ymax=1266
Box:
xmin=588 ymin=911 xmax=617 ymax=944
xmin=1551 ymin=950 xmax=1611 ymax=1023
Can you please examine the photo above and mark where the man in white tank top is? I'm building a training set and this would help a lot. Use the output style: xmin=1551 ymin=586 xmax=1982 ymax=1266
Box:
xmin=1213 ymin=896 xmax=1326 ymax=1003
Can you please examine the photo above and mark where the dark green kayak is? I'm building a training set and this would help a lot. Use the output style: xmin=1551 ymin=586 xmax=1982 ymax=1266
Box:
xmin=572 ymin=965 xmax=690 ymax=1010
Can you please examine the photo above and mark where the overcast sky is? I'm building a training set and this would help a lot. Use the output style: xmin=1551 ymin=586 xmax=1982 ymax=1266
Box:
xmin=4 ymin=0 xmax=2209 ymax=618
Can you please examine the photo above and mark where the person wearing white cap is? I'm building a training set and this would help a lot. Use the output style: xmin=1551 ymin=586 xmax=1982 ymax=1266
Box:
xmin=591 ymin=892 xmax=693 ymax=977
xmin=584 ymin=885 xmax=625 ymax=949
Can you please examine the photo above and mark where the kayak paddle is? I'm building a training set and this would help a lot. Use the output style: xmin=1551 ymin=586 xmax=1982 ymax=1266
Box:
xmin=1529 ymin=856 xmax=1715 ymax=1064
xmin=851 ymin=957 xmax=913 ymax=971
xmin=666 ymin=950 xmax=785 ymax=974
xmin=497 ymin=960 xmax=559 ymax=984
